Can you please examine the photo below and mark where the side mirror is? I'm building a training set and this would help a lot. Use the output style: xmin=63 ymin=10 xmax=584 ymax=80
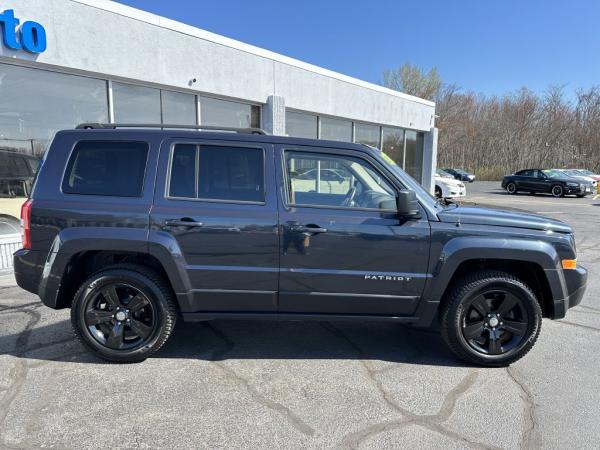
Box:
xmin=396 ymin=190 xmax=420 ymax=218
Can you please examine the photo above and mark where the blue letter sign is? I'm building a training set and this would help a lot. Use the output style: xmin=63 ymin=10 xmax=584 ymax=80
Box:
xmin=0 ymin=9 xmax=46 ymax=53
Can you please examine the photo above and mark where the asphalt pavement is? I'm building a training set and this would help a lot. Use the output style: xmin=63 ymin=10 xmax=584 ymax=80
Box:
xmin=1 ymin=182 xmax=599 ymax=449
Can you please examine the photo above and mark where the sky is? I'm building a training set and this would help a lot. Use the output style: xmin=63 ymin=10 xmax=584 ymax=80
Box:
xmin=116 ymin=0 xmax=599 ymax=98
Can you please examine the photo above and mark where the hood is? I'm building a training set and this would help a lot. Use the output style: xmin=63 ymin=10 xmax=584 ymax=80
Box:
xmin=436 ymin=176 xmax=463 ymax=186
xmin=438 ymin=204 xmax=572 ymax=233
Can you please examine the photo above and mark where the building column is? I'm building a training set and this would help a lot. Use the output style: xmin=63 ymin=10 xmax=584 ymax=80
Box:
xmin=262 ymin=95 xmax=286 ymax=135
xmin=421 ymin=127 xmax=438 ymax=194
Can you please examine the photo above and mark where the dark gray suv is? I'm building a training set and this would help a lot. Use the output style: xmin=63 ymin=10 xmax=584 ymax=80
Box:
xmin=14 ymin=124 xmax=587 ymax=366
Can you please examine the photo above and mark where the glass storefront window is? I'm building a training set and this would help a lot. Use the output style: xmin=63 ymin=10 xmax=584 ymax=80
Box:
xmin=320 ymin=117 xmax=352 ymax=142
xmin=286 ymin=111 xmax=318 ymax=139
xmin=405 ymin=130 xmax=424 ymax=182
xmin=200 ymin=96 xmax=260 ymax=128
xmin=0 ymin=63 xmax=108 ymax=157
xmin=354 ymin=123 xmax=381 ymax=147
xmin=382 ymin=127 xmax=404 ymax=167
xmin=112 ymin=82 xmax=161 ymax=123
xmin=161 ymin=90 xmax=197 ymax=125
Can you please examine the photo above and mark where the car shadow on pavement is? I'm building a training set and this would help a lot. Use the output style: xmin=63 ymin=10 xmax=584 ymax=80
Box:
xmin=2 ymin=318 xmax=468 ymax=368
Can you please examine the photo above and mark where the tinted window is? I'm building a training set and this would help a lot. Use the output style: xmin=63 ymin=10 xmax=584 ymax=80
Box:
xmin=200 ymin=97 xmax=260 ymax=128
xmin=354 ymin=123 xmax=381 ymax=147
xmin=286 ymin=152 xmax=396 ymax=210
xmin=0 ymin=63 xmax=108 ymax=157
xmin=286 ymin=111 xmax=318 ymax=139
xmin=112 ymin=82 xmax=161 ymax=123
xmin=320 ymin=117 xmax=352 ymax=142
xmin=63 ymin=141 xmax=148 ymax=196
xmin=168 ymin=144 xmax=264 ymax=203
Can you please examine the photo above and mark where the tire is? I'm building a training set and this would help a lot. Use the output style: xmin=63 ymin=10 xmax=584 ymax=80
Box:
xmin=435 ymin=186 xmax=443 ymax=198
xmin=505 ymin=182 xmax=517 ymax=194
xmin=440 ymin=270 xmax=542 ymax=367
xmin=551 ymin=184 xmax=564 ymax=198
xmin=71 ymin=264 xmax=178 ymax=363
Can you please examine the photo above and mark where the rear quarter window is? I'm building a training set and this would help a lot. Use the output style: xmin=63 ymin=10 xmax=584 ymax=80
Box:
xmin=62 ymin=141 xmax=149 ymax=197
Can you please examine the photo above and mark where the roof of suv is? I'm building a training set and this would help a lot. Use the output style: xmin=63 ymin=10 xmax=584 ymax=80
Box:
xmin=55 ymin=128 xmax=376 ymax=154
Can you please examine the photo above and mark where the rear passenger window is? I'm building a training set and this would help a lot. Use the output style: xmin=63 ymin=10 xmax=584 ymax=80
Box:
xmin=168 ymin=144 xmax=264 ymax=203
xmin=63 ymin=141 xmax=148 ymax=196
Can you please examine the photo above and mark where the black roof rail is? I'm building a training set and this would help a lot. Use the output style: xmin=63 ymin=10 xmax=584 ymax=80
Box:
xmin=76 ymin=123 xmax=267 ymax=135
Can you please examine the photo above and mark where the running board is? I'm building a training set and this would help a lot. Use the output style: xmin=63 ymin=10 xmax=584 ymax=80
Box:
xmin=182 ymin=312 xmax=419 ymax=323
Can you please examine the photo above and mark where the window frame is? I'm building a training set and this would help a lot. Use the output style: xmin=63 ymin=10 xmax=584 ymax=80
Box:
xmin=281 ymin=148 xmax=399 ymax=213
xmin=165 ymin=141 xmax=267 ymax=205
xmin=60 ymin=140 xmax=150 ymax=198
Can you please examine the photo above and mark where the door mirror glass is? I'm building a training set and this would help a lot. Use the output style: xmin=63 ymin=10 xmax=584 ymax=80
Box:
xmin=396 ymin=190 xmax=420 ymax=217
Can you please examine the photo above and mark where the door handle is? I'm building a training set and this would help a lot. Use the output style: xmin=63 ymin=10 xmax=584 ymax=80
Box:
xmin=164 ymin=218 xmax=204 ymax=228
xmin=291 ymin=224 xmax=328 ymax=234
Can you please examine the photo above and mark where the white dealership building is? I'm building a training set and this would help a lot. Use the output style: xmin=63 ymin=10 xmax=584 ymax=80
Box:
xmin=0 ymin=0 xmax=438 ymax=190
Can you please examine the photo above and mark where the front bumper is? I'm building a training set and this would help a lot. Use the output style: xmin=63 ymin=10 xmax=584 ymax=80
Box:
xmin=566 ymin=185 xmax=594 ymax=195
xmin=552 ymin=265 xmax=587 ymax=319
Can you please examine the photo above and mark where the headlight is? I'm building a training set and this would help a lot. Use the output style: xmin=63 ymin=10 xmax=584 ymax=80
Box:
xmin=567 ymin=182 xmax=579 ymax=187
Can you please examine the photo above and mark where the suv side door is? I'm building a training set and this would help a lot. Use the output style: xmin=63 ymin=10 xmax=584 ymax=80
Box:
xmin=150 ymin=138 xmax=279 ymax=313
xmin=275 ymin=145 xmax=431 ymax=316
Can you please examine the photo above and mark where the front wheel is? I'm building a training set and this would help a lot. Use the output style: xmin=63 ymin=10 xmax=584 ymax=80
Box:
xmin=505 ymin=182 xmax=517 ymax=194
xmin=440 ymin=270 xmax=542 ymax=367
xmin=71 ymin=264 xmax=178 ymax=363
xmin=551 ymin=184 xmax=564 ymax=197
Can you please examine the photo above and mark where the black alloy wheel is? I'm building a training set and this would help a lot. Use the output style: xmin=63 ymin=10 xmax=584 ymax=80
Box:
xmin=71 ymin=265 xmax=177 ymax=363
xmin=84 ymin=283 xmax=156 ymax=350
xmin=551 ymin=184 xmax=564 ymax=197
xmin=460 ymin=290 xmax=528 ymax=356
xmin=506 ymin=182 xmax=517 ymax=194
xmin=440 ymin=270 xmax=542 ymax=367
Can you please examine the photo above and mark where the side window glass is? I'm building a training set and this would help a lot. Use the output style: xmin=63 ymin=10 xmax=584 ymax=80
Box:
xmin=168 ymin=144 xmax=265 ymax=203
xmin=62 ymin=141 xmax=149 ymax=197
xmin=286 ymin=152 xmax=396 ymax=210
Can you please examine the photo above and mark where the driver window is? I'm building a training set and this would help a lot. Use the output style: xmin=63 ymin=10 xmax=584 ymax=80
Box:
xmin=285 ymin=151 xmax=397 ymax=210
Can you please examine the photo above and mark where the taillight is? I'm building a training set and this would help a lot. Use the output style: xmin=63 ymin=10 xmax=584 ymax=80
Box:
xmin=20 ymin=199 xmax=33 ymax=250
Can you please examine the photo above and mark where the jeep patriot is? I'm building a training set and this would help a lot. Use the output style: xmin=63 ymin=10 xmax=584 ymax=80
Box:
xmin=14 ymin=124 xmax=587 ymax=366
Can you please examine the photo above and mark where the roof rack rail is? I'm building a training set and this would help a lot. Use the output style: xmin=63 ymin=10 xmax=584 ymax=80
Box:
xmin=75 ymin=123 xmax=267 ymax=135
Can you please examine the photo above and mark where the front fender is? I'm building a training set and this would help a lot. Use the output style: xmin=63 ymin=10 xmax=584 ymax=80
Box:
xmin=423 ymin=236 xmax=566 ymax=303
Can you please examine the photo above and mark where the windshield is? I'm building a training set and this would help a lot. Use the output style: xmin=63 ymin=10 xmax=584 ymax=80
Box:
xmin=577 ymin=169 xmax=594 ymax=176
xmin=564 ymin=169 xmax=583 ymax=177
xmin=542 ymin=169 xmax=564 ymax=179
xmin=436 ymin=169 xmax=454 ymax=178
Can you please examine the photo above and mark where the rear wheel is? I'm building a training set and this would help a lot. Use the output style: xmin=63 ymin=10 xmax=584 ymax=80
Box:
xmin=71 ymin=264 xmax=177 ymax=363
xmin=551 ymin=184 xmax=564 ymax=197
xmin=440 ymin=270 xmax=542 ymax=367
xmin=505 ymin=182 xmax=517 ymax=194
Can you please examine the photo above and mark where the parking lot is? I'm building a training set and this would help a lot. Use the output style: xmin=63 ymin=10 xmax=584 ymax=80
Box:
xmin=0 ymin=181 xmax=599 ymax=449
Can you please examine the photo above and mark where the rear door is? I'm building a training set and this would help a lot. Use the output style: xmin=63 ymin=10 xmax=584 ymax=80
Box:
xmin=150 ymin=138 xmax=279 ymax=313
xmin=275 ymin=145 xmax=431 ymax=316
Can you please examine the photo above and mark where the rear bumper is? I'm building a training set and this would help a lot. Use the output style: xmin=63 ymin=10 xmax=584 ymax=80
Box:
xmin=552 ymin=265 xmax=587 ymax=319
xmin=13 ymin=248 xmax=44 ymax=296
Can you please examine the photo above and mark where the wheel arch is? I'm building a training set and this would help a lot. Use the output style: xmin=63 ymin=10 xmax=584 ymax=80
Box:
xmin=39 ymin=227 xmax=191 ymax=309
xmin=424 ymin=237 xmax=566 ymax=319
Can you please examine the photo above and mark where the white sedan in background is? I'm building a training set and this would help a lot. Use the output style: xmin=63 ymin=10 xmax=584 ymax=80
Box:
xmin=435 ymin=169 xmax=467 ymax=199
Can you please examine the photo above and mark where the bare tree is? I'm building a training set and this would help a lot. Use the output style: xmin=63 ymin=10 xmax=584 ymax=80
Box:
xmin=382 ymin=63 xmax=600 ymax=179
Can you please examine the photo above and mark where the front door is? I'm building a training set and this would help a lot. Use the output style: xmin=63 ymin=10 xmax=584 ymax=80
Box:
xmin=150 ymin=138 xmax=279 ymax=313
xmin=276 ymin=145 xmax=431 ymax=316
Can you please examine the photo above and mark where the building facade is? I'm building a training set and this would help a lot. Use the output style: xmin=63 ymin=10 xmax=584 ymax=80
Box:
xmin=0 ymin=0 xmax=438 ymax=215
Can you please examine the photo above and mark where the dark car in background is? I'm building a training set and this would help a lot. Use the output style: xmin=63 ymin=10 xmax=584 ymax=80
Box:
xmin=501 ymin=169 xmax=594 ymax=198
xmin=442 ymin=168 xmax=476 ymax=183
